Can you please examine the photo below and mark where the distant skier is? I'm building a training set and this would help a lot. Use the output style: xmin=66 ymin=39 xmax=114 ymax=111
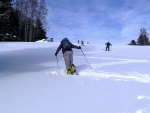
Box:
xmin=78 ymin=40 xmax=80 ymax=44
xmin=55 ymin=38 xmax=81 ymax=75
xmin=105 ymin=42 xmax=112 ymax=51
xmin=81 ymin=40 xmax=84 ymax=46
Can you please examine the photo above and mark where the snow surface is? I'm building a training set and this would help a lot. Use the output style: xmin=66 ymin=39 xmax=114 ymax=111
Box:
xmin=0 ymin=42 xmax=150 ymax=113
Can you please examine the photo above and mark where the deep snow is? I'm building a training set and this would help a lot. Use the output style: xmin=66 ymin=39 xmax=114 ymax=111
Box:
xmin=0 ymin=42 xmax=150 ymax=113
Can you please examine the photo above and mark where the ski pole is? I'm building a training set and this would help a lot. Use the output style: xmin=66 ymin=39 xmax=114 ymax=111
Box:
xmin=81 ymin=48 xmax=92 ymax=69
xmin=56 ymin=56 xmax=60 ymax=75
xmin=102 ymin=47 xmax=106 ymax=51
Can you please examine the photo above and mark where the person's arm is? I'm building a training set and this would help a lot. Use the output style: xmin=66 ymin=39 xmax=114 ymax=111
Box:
xmin=70 ymin=43 xmax=81 ymax=49
xmin=55 ymin=44 xmax=62 ymax=56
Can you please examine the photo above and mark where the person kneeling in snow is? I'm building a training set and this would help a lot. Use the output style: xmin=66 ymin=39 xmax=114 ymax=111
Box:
xmin=55 ymin=38 xmax=81 ymax=75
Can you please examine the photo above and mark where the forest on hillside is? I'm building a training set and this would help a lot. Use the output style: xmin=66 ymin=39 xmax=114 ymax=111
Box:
xmin=0 ymin=0 xmax=48 ymax=42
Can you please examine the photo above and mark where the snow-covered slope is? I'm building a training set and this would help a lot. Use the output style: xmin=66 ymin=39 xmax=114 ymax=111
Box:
xmin=0 ymin=42 xmax=150 ymax=113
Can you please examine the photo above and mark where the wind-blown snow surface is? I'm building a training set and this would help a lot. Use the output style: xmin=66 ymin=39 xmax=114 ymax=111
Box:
xmin=0 ymin=42 xmax=150 ymax=113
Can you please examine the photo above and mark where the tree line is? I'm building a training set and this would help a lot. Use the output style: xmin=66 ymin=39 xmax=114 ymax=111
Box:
xmin=129 ymin=28 xmax=150 ymax=45
xmin=0 ymin=0 xmax=48 ymax=42
xmin=129 ymin=35 xmax=150 ymax=45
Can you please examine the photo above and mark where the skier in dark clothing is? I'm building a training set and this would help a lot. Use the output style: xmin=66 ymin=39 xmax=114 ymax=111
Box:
xmin=105 ymin=42 xmax=112 ymax=51
xmin=81 ymin=40 xmax=84 ymax=46
xmin=55 ymin=38 xmax=81 ymax=75
xmin=78 ymin=40 xmax=80 ymax=44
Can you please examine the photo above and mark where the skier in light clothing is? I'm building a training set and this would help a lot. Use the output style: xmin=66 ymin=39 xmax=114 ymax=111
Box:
xmin=55 ymin=38 xmax=81 ymax=75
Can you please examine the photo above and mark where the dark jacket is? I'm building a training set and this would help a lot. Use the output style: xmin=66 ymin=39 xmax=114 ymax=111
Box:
xmin=56 ymin=41 xmax=79 ymax=54
xmin=105 ymin=42 xmax=112 ymax=47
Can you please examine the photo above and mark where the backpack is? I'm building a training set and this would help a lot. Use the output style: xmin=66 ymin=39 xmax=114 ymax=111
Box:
xmin=61 ymin=38 xmax=71 ymax=50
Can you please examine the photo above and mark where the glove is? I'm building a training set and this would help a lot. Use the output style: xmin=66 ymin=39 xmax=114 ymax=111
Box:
xmin=55 ymin=53 xmax=57 ymax=56
xmin=78 ymin=46 xmax=81 ymax=49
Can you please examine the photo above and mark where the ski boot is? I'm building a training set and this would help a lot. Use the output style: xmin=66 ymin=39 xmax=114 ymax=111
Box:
xmin=71 ymin=64 xmax=76 ymax=74
xmin=67 ymin=69 xmax=72 ymax=75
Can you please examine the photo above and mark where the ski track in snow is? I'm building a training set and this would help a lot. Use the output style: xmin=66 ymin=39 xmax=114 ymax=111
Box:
xmin=78 ymin=53 xmax=150 ymax=83
xmin=49 ymin=56 xmax=150 ymax=84
xmin=49 ymin=68 xmax=150 ymax=84
xmin=79 ymin=69 xmax=150 ymax=83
